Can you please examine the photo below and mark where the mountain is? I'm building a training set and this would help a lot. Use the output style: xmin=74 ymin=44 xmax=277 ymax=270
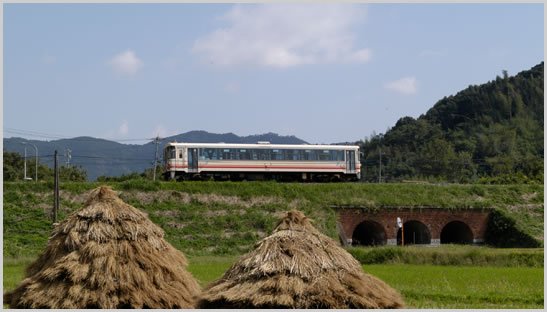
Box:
xmin=359 ymin=62 xmax=544 ymax=183
xmin=3 ymin=131 xmax=308 ymax=181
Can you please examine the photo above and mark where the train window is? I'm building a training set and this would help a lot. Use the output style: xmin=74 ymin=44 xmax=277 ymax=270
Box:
xmin=257 ymin=149 xmax=269 ymax=160
xmin=239 ymin=149 xmax=250 ymax=160
xmin=179 ymin=150 xmax=183 ymax=159
xmin=294 ymin=150 xmax=301 ymax=160
xmin=271 ymin=149 xmax=282 ymax=160
xmin=319 ymin=150 xmax=330 ymax=161
xmin=285 ymin=149 xmax=298 ymax=160
xmin=231 ymin=149 xmax=238 ymax=160
xmin=166 ymin=146 xmax=176 ymax=159
xmin=206 ymin=148 xmax=217 ymax=160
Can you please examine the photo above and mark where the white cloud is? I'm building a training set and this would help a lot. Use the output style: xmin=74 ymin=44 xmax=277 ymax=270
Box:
xmin=192 ymin=4 xmax=371 ymax=68
xmin=119 ymin=120 xmax=129 ymax=136
xmin=385 ymin=76 xmax=418 ymax=95
xmin=109 ymin=50 xmax=143 ymax=75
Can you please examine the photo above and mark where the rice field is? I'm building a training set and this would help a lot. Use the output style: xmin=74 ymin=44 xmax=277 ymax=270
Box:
xmin=186 ymin=259 xmax=545 ymax=309
xmin=3 ymin=256 xmax=542 ymax=309
xmin=187 ymin=259 xmax=546 ymax=309
xmin=364 ymin=264 xmax=544 ymax=309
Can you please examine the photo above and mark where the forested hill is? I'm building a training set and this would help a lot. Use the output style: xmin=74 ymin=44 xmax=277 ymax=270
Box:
xmin=359 ymin=62 xmax=544 ymax=184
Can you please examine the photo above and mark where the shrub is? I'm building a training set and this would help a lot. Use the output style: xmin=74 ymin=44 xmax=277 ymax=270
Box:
xmin=485 ymin=210 xmax=542 ymax=248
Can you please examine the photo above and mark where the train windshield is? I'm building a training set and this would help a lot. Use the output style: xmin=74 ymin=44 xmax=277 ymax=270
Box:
xmin=165 ymin=146 xmax=176 ymax=160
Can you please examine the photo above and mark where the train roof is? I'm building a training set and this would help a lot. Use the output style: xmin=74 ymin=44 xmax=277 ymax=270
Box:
xmin=164 ymin=142 xmax=359 ymax=150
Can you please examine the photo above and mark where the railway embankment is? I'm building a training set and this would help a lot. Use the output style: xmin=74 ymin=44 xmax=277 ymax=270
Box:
xmin=3 ymin=181 xmax=543 ymax=258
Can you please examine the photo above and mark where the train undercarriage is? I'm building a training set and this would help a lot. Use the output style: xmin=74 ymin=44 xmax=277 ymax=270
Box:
xmin=165 ymin=171 xmax=358 ymax=182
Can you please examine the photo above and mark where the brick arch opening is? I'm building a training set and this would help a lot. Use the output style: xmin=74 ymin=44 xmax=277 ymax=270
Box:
xmin=352 ymin=220 xmax=387 ymax=246
xmin=397 ymin=220 xmax=431 ymax=245
xmin=441 ymin=221 xmax=473 ymax=244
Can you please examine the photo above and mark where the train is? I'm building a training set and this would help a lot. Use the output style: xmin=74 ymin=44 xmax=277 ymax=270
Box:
xmin=163 ymin=141 xmax=360 ymax=182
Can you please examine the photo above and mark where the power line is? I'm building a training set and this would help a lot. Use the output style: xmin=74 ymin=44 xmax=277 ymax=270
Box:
xmin=4 ymin=127 xmax=159 ymax=143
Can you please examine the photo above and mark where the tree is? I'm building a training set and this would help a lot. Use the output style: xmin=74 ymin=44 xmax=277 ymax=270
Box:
xmin=3 ymin=150 xmax=88 ymax=182
xmin=358 ymin=62 xmax=544 ymax=184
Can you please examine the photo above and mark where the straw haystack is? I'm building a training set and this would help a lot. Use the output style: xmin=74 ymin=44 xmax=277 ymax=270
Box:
xmin=4 ymin=185 xmax=200 ymax=309
xmin=197 ymin=210 xmax=405 ymax=309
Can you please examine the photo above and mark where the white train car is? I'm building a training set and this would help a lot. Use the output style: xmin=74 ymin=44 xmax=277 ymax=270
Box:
xmin=163 ymin=142 xmax=360 ymax=182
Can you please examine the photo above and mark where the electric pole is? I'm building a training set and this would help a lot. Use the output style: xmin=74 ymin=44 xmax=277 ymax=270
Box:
xmin=378 ymin=148 xmax=386 ymax=183
xmin=378 ymin=148 xmax=382 ymax=183
xmin=23 ymin=146 xmax=27 ymax=180
xmin=65 ymin=149 xmax=72 ymax=168
xmin=53 ymin=150 xmax=59 ymax=223
xmin=153 ymin=136 xmax=161 ymax=181
xmin=22 ymin=142 xmax=38 ymax=181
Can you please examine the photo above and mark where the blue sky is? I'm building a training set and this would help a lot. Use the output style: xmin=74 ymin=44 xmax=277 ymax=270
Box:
xmin=3 ymin=3 xmax=544 ymax=144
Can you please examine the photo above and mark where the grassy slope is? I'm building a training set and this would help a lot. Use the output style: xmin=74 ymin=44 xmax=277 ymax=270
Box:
xmin=3 ymin=181 xmax=544 ymax=257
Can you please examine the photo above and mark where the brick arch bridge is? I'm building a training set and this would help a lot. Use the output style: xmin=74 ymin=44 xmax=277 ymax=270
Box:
xmin=336 ymin=207 xmax=493 ymax=246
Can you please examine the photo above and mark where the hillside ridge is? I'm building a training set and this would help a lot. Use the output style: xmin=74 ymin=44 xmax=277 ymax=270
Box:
xmin=3 ymin=131 xmax=308 ymax=181
xmin=359 ymin=62 xmax=544 ymax=183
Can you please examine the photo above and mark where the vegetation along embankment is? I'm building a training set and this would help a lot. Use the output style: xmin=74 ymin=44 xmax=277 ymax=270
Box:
xmin=3 ymin=181 xmax=543 ymax=259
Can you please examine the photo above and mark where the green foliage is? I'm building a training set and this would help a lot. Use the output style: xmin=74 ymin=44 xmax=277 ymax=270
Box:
xmin=485 ymin=210 xmax=542 ymax=248
xmin=3 ymin=150 xmax=88 ymax=182
xmin=348 ymin=246 xmax=404 ymax=264
xmin=96 ymin=165 xmax=164 ymax=182
xmin=347 ymin=246 xmax=543 ymax=267
xmin=59 ymin=165 xmax=88 ymax=182
xmin=359 ymin=62 xmax=544 ymax=183
xmin=366 ymin=264 xmax=544 ymax=308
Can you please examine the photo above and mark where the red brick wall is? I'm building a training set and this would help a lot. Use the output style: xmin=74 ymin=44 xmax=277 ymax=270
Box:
xmin=338 ymin=208 xmax=490 ymax=241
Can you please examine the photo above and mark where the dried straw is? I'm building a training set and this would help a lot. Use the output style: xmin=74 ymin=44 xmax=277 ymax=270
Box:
xmin=196 ymin=210 xmax=406 ymax=309
xmin=4 ymin=185 xmax=200 ymax=309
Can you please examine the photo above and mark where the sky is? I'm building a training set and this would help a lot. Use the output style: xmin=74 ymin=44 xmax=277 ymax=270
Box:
xmin=3 ymin=3 xmax=544 ymax=145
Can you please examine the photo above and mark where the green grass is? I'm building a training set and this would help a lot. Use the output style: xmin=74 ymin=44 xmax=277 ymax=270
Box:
xmin=3 ymin=180 xmax=543 ymax=209
xmin=186 ymin=255 xmax=239 ymax=287
xmin=3 ymin=181 xmax=543 ymax=257
xmin=4 ymin=256 xmax=543 ymax=309
xmin=3 ymin=257 xmax=35 ymax=292
xmin=365 ymin=264 xmax=544 ymax=308
xmin=347 ymin=245 xmax=544 ymax=267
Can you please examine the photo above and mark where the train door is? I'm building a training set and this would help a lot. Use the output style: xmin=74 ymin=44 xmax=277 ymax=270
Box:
xmin=188 ymin=148 xmax=198 ymax=173
xmin=346 ymin=150 xmax=356 ymax=173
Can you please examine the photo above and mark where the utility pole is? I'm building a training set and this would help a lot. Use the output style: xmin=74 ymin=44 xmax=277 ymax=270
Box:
xmin=153 ymin=136 xmax=161 ymax=181
xmin=378 ymin=148 xmax=382 ymax=183
xmin=402 ymin=222 xmax=405 ymax=248
xmin=65 ymin=149 xmax=72 ymax=168
xmin=378 ymin=148 xmax=386 ymax=183
xmin=22 ymin=142 xmax=38 ymax=181
xmin=53 ymin=150 xmax=59 ymax=223
xmin=23 ymin=146 xmax=28 ymax=180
